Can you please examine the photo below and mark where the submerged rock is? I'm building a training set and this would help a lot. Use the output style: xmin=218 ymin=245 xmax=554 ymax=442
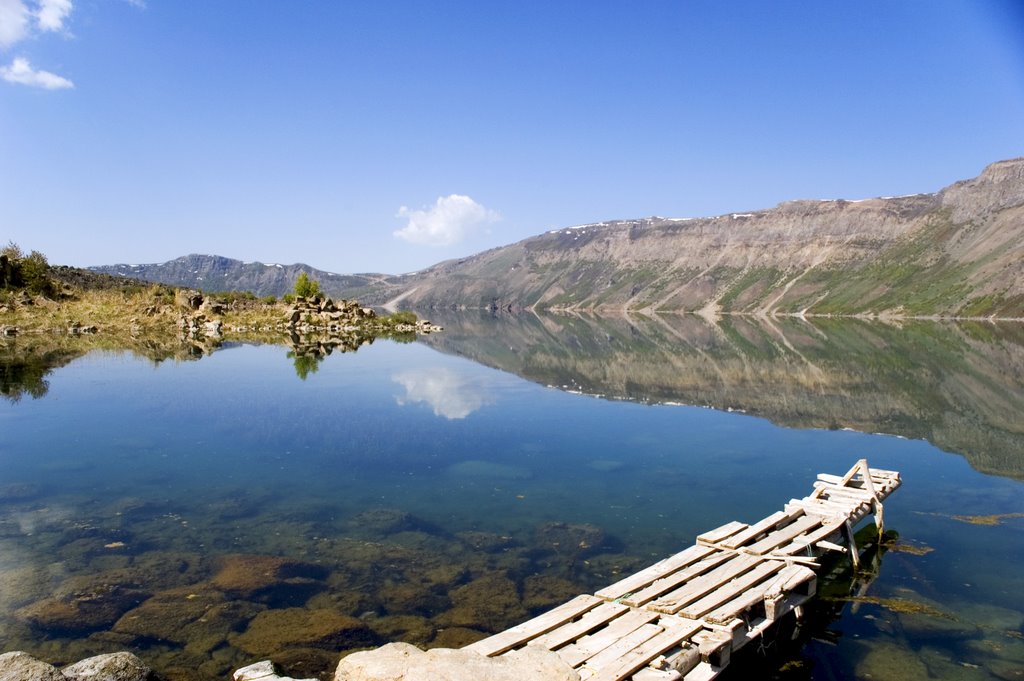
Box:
xmin=346 ymin=508 xmax=420 ymax=535
xmin=435 ymin=573 xmax=527 ymax=632
xmin=232 ymin=607 xmax=382 ymax=656
xmin=427 ymin=627 xmax=487 ymax=649
xmin=113 ymin=586 xmax=264 ymax=654
xmin=209 ymin=554 xmax=328 ymax=603
xmin=15 ymin=577 xmax=150 ymax=633
xmin=333 ymin=642 xmax=579 ymax=681
xmin=522 ymin=575 xmax=581 ymax=612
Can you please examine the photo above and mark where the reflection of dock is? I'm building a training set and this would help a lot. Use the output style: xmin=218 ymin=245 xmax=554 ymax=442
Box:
xmin=464 ymin=460 xmax=901 ymax=680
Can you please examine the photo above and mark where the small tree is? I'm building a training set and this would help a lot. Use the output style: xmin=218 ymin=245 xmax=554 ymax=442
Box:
xmin=294 ymin=272 xmax=321 ymax=298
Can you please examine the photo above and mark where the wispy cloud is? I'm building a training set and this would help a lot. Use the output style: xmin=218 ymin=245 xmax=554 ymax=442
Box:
xmin=394 ymin=194 xmax=499 ymax=247
xmin=0 ymin=0 xmax=31 ymax=48
xmin=0 ymin=0 xmax=74 ymax=88
xmin=34 ymin=0 xmax=71 ymax=32
xmin=1 ymin=56 xmax=72 ymax=88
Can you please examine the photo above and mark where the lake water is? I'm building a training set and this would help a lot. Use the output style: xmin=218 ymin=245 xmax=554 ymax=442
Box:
xmin=1 ymin=314 xmax=1022 ymax=680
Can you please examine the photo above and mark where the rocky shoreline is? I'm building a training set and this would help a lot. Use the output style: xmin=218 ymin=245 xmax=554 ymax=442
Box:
xmin=0 ymin=651 xmax=154 ymax=681
xmin=2 ymin=645 xmax=580 ymax=681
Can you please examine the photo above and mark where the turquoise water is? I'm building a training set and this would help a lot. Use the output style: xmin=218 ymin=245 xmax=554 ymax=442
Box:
xmin=1 ymin=335 xmax=1023 ymax=680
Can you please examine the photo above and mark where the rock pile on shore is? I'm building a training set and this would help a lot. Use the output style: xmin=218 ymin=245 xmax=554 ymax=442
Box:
xmin=0 ymin=651 xmax=152 ymax=681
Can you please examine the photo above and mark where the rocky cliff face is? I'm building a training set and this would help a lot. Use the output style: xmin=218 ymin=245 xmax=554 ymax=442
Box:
xmin=374 ymin=158 xmax=1024 ymax=318
xmin=90 ymin=255 xmax=389 ymax=299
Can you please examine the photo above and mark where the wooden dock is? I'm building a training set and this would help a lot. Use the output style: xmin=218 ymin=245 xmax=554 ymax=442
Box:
xmin=464 ymin=460 xmax=901 ymax=681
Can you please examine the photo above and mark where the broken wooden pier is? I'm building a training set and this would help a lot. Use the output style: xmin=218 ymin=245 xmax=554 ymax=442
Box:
xmin=464 ymin=460 xmax=901 ymax=680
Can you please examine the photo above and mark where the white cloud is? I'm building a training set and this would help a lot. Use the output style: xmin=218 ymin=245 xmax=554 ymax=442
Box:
xmin=1 ymin=56 xmax=72 ymax=88
xmin=0 ymin=0 xmax=30 ymax=48
xmin=393 ymin=368 xmax=493 ymax=420
xmin=35 ymin=0 xmax=71 ymax=32
xmin=0 ymin=1 xmax=75 ymax=88
xmin=394 ymin=194 xmax=499 ymax=247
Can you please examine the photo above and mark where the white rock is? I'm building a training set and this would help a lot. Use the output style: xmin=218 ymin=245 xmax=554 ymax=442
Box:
xmin=61 ymin=652 xmax=151 ymax=681
xmin=0 ymin=651 xmax=63 ymax=681
xmin=233 ymin=659 xmax=317 ymax=681
xmin=334 ymin=642 xmax=580 ymax=681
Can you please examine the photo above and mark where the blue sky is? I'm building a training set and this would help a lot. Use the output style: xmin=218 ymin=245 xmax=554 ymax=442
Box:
xmin=2 ymin=1 xmax=1023 ymax=274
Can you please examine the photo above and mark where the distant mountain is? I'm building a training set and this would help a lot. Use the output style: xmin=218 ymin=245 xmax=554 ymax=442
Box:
xmin=90 ymin=254 xmax=391 ymax=299
xmin=91 ymin=158 xmax=1024 ymax=317
xmin=367 ymin=158 xmax=1024 ymax=318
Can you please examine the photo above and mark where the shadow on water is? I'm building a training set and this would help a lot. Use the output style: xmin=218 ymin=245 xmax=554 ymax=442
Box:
xmin=416 ymin=311 xmax=1024 ymax=481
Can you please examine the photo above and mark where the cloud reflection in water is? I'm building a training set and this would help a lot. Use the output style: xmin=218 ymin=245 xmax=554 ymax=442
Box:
xmin=392 ymin=367 xmax=494 ymax=419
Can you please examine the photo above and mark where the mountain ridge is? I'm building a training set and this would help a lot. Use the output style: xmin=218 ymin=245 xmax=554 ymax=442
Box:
xmin=91 ymin=158 xmax=1024 ymax=318
xmin=91 ymin=254 xmax=391 ymax=299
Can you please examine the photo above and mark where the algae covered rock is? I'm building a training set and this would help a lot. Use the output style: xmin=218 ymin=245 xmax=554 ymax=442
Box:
xmin=15 ymin=577 xmax=150 ymax=633
xmin=113 ymin=586 xmax=266 ymax=654
xmin=233 ymin=608 xmax=382 ymax=656
xmin=434 ymin=573 xmax=527 ymax=632
xmin=209 ymin=554 xmax=328 ymax=603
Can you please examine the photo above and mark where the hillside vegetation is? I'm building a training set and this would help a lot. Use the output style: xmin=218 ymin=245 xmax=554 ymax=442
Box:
xmin=1 ymin=245 xmax=428 ymax=345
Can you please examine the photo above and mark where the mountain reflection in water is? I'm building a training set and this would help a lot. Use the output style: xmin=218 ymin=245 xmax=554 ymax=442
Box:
xmin=418 ymin=312 xmax=1024 ymax=481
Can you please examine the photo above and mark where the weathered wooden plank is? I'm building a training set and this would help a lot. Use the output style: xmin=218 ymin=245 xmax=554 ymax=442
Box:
xmin=813 ymin=482 xmax=876 ymax=501
xmin=632 ymin=667 xmax=682 ymax=681
xmin=587 ymin=618 xmax=704 ymax=681
xmin=773 ymin=519 xmax=847 ymax=555
xmin=465 ymin=593 xmax=603 ymax=656
xmin=530 ymin=601 xmax=630 ymax=650
xmin=718 ymin=511 xmax=799 ymax=550
xmin=647 ymin=554 xmax=761 ymax=614
xmin=663 ymin=643 xmax=701 ymax=678
xmin=622 ymin=551 xmax=735 ymax=608
xmin=682 ymin=661 xmax=721 ymax=681
xmin=801 ymin=496 xmax=860 ymax=512
xmin=744 ymin=515 xmax=822 ymax=555
xmin=596 ymin=545 xmax=716 ymax=602
xmin=695 ymin=520 xmax=748 ymax=545
xmin=817 ymin=471 xmax=892 ymax=487
xmin=576 ymin=623 xmax=663 ymax=679
xmin=557 ymin=609 xmax=662 ymax=668
xmin=677 ymin=559 xmax=785 ymax=619
xmin=783 ymin=499 xmax=850 ymax=522
xmin=705 ymin=565 xmax=813 ymax=624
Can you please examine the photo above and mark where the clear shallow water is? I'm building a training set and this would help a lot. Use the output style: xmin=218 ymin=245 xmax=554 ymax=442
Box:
xmin=1 ymin=333 xmax=1023 ymax=680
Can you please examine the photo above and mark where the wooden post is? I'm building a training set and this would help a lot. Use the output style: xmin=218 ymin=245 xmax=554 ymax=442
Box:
xmin=844 ymin=520 xmax=860 ymax=570
xmin=875 ymin=501 xmax=885 ymax=540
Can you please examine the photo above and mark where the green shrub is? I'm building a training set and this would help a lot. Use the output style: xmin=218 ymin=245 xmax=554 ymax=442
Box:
xmin=388 ymin=310 xmax=418 ymax=325
xmin=0 ymin=243 xmax=56 ymax=297
xmin=294 ymin=272 xmax=321 ymax=298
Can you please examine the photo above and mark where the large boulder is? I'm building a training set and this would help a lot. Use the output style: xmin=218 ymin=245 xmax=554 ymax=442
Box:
xmin=61 ymin=652 xmax=152 ymax=681
xmin=334 ymin=642 xmax=579 ymax=681
xmin=0 ymin=652 xmax=63 ymax=681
